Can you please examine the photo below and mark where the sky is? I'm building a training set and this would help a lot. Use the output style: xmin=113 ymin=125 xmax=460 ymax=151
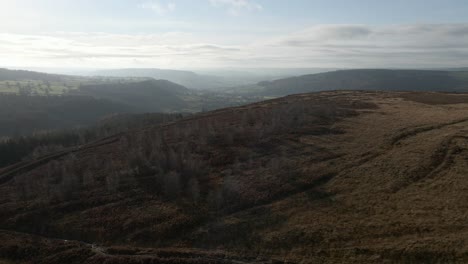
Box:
xmin=1 ymin=0 xmax=468 ymax=69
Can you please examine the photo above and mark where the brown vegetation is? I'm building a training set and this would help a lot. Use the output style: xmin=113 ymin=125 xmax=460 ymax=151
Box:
xmin=2 ymin=91 xmax=468 ymax=263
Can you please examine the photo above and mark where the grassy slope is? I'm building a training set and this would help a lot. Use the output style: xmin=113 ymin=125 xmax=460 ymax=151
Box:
xmin=2 ymin=91 xmax=468 ymax=262
xmin=0 ymin=68 xmax=147 ymax=95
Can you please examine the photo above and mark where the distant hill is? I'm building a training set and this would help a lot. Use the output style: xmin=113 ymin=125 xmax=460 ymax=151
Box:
xmin=74 ymin=79 xmax=190 ymax=112
xmin=0 ymin=68 xmax=64 ymax=81
xmin=94 ymin=68 xmax=197 ymax=82
xmin=92 ymin=68 xmax=227 ymax=90
xmin=258 ymin=69 xmax=468 ymax=96
xmin=0 ymin=68 xmax=152 ymax=96
xmin=429 ymin=67 xmax=468 ymax=71
xmin=0 ymin=68 xmax=261 ymax=115
xmin=92 ymin=68 xmax=286 ymax=90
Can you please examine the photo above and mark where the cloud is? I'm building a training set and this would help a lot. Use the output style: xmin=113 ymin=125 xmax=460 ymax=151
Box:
xmin=0 ymin=32 xmax=243 ymax=68
xmin=209 ymin=0 xmax=262 ymax=16
xmin=278 ymin=25 xmax=372 ymax=47
xmin=140 ymin=1 xmax=176 ymax=15
xmin=257 ymin=24 xmax=468 ymax=67
xmin=2 ymin=24 xmax=468 ymax=69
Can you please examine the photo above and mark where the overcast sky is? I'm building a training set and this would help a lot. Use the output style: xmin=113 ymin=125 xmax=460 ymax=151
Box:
xmin=1 ymin=0 xmax=468 ymax=69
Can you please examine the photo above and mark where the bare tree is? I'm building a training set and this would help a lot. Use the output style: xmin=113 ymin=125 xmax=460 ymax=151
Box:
xmin=187 ymin=177 xmax=201 ymax=202
xmin=163 ymin=171 xmax=181 ymax=199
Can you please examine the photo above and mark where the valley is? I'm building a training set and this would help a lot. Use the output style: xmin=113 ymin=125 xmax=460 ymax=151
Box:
xmin=3 ymin=2 xmax=468 ymax=262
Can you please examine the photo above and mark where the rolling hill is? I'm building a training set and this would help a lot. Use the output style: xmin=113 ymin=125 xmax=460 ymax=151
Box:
xmin=0 ymin=68 xmax=64 ymax=82
xmin=92 ymin=68 xmax=236 ymax=90
xmin=74 ymin=79 xmax=191 ymax=112
xmin=258 ymin=69 xmax=468 ymax=96
xmin=0 ymin=94 xmax=133 ymax=137
xmin=0 ymin=68 xmax=261 ymax=138
xmin=2 ymin=91 xmax=468 ymax=263
xmin=0 ymin=68 xmax=150 ymax=95
xmin=73 ymin=79 xmax=262 ymax=113
xmin=0 ymin=69 xmax=194 ymax=137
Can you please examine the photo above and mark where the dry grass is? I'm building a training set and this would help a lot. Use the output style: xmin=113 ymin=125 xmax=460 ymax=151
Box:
xmin=1 ymin=91 xmax=468 ymax=263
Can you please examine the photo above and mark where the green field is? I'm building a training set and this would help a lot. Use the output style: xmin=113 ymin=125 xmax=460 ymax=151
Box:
xmin=0 ymin=80 xmax=74 ymax=95
xmin=0 ymin=77 xmax=148 ymax=95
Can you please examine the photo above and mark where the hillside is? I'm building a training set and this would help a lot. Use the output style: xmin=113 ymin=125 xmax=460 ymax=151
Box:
xmin=0 ymin=68 xmax=149 ymax=95
xmin=0 ymin=112 xmax=185 ymax=168
xmin=0 ymin=68 xmax=64 ymax=82
xmin=0 ymin=94 xmax=133 ymax=137
xmin=74 ymin=79 xmax=261 ymax=113
xmin=2 ymin=91 xmax=468 ymax=263
xmin=93 ymin=68 xmax=232 ymax=90
xmin=258 ymin=69 xmax=468 ymax=96
xmin=0 ymin=69 xmax=260 ymax=136
xmin=75 ymin=79 xmax=190 ymax=112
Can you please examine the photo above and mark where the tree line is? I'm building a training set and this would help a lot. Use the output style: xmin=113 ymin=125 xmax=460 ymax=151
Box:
xmin=0 ymin=113 xmax=184 ymax=168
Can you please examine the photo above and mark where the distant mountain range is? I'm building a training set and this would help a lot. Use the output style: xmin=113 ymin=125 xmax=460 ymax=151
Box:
xmin=258 ymin=69 xmax=468 ymax=96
